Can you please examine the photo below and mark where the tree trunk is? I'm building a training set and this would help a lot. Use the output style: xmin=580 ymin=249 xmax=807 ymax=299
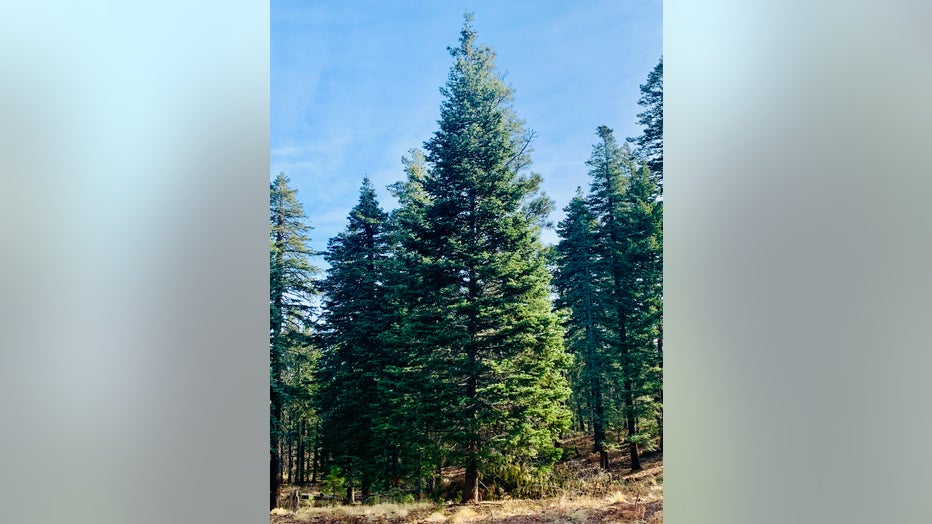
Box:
xmin=362 ymin=477 xmax=372 ymax=501
xmin=297 ymin=419 xmax=304 ymax=484
xmin=311 ymin=425 xmax=319 ymax=483
xmin=306 ymin=425 xmax=311 ymax=484
xmin=279 ymin=440 xmax=285 ymax=482
xmin=656 ymin=323 xmax=663 ymax=451
xmin=593 ymin=385 xmax=609 ymax=469
xmin=620 ymin=333 xmax=641 ymax=471
xmin=304 ymin=421 xmax=310 ymax=483
xmin=270 ymin=448 xmax=279 ymax=510
xmin=462 ymin=459 xmax=479 ymax=503
xmin=623 ymin=376 xmax=641 ymax=471
xmin=389 ymin=445 xmax=400 ymax=492
xmin=287 ymin=421 xmax=294 ymax=483
xmin=430 ymin=460 xmax=441 ymax=493
xmin=270 ymin=392 xmax=283 ymax=509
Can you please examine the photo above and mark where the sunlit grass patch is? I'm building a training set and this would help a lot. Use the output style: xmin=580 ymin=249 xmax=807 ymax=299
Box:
xmin=290 ymin=501 xmax=435 ymax=521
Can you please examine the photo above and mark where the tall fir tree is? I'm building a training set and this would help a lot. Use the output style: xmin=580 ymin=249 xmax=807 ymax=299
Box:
xmin=618 ymin=161 xmax=663 ymax=453
xmin=628 ymin=57 xmax=663 ymax=189
xmin=584 ymin=125 xmax=664 ymax=470
xmin=384 ymin=149 xmax=448 ymax=494
xmin=554 ymin=189 xmax=611 ymax=469
xmin=316 ymin=178 xmax=393 ymax=500
xmin=586 ymin=126 xmax=645 ymax=471
xmin=270 ymin=173 xmax=318 ymax=509
xmin=626 ymin=57 xmax=664 ymax=448
xmin=397 ymin=15 xmax=572 ymax=502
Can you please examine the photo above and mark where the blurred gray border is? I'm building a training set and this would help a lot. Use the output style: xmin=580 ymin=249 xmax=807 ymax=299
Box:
xmin=666 ymin=0 xmax=932 ymax=522
xmin=0 ymin=2 xmax=268 ymax=523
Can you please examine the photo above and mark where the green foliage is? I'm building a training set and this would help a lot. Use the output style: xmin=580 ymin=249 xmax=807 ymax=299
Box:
xmin=554 ymin=188 xmax=608 ymax=454
xmin=270 ymin=173 xmax=319 ymax=415
xmin=269 ymin=172 xmax=319 ymax=507
xmin=554 ymin=123 xmax=663 ymax=469
xmin=627 ymin=57 xmax=663 ymax=187
xmin=588 ymin=127 xmax=662 ymax=466
xmin=322 ymin=466 xmax=347 ymax=498
xmin=389 ymin=14 xmax=572 ymax=499
xmin=316 ymin=178 xmax=396 ymax=491
xmin=270 ymin=173 xmax=318 ymax=336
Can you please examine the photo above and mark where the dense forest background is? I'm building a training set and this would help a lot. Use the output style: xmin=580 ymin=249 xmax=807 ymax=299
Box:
xmin=270 ymin=16 xmax=662 ymax=510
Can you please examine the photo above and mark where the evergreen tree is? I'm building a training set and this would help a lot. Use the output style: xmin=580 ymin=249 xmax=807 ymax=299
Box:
xmin=316 ymin=178 xmax=393 ymax=499
xmin=586 ymin=126 xmax=644 ymax=470
xmin=585 ymin=125 xmax=664 ymax=470
xmin=628 ymin=57 xmax=663 ymax=189
xmin=398 ymin=15 xmax=572 ymax=502
xmin=270 ymin=173 xmax=318 ymax=509
xmin=384 ymin=149 xmax=448 ymax=494
xmin=279 ymin=336 xmax=319 ymax=484
xmin=627 ymin=57 xmax=665 ymax=448
xmin=554 ymin=189 xmax=610 ymax=469
xmin=618 ymin=162 xmax=663 ymax=453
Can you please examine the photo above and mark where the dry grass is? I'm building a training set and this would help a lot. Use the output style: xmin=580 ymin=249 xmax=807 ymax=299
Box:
xmin=448 ymin=506 xmax=480 ymax=523
xmin=270 ymin=485 xmax=662 ymax=523
xmin=285 ymin=501 xmax=435 ymax=521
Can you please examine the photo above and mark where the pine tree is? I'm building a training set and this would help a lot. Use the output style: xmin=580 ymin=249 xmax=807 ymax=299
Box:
xmin=585 ymin=125 xmax=664 ymax=470
xmin=618 ymin=162 xmax=663 ymax=453
xmin=384 ymin=149 xmax=447 ymax=493
xmin=270 ymin=173 xmax=318 ymax=509
xmin=316 ymin=178 xmax=393 ymax=499
xmin=628 ymin=57 xmax=663 ymax=189
xmin=554 ymin=189 xmax=610 ymax=469
xmin=279 ymin=338 xmax=319 ymax=484
xmin=397 ymin=15 xmax=572 ymax=503
xmin=627 ymin=57 xmax=664 ymax=448
xmin=586 ymin=126 xmax=644 ymax=470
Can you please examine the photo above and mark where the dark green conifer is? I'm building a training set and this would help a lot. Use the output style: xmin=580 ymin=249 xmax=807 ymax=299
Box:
xmin=554 ymin=189 xmax=611 ymax=469
xmin=270 ymin=173 xmax=318 ymax=509
xmin=586 ymin=126 xmax=663 ymax=470
xmin=316 ymin=178 xmax=393 ymax=499
xmin=397 ymin=15 xmax=572 ymax=502
xmin=628 ymin=57 xmax=663 ymax=188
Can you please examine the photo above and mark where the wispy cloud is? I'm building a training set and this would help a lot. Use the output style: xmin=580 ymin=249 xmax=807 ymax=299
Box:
xmin=272 ymin=0 xmax=661 ymax=250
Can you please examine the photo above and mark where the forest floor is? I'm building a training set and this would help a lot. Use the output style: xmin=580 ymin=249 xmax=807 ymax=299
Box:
xmin=270 ymin=435 xmax=663 ymax=523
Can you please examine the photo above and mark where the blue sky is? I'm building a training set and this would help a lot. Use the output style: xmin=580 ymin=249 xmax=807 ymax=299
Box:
xmin=272 ymin=0 xmax=661 ymax=253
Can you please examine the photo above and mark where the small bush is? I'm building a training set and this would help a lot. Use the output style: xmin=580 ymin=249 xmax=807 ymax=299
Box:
xmin=322 ymin=466 xmax=347 ymax=499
